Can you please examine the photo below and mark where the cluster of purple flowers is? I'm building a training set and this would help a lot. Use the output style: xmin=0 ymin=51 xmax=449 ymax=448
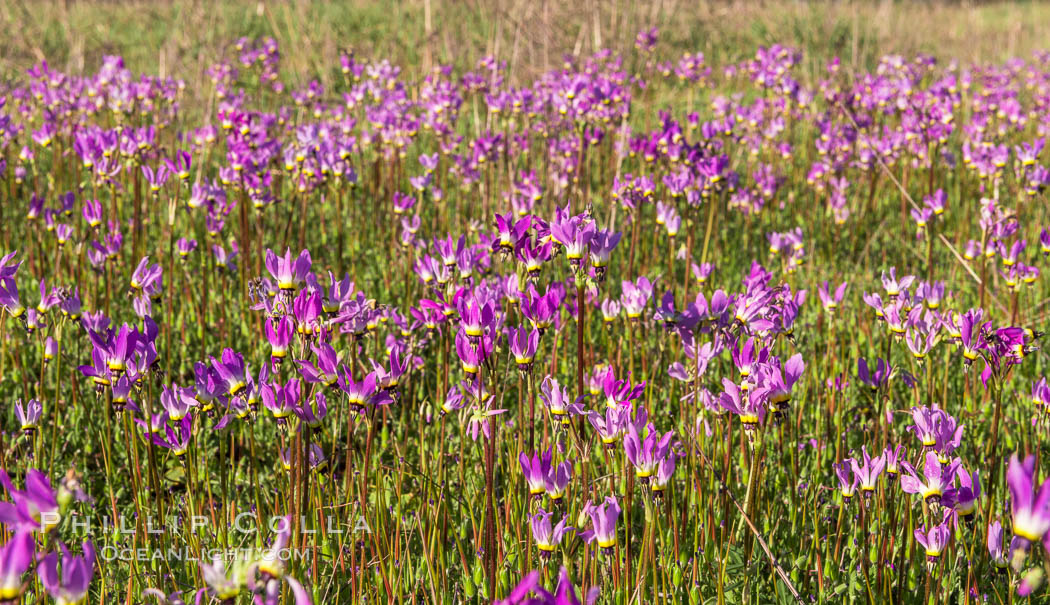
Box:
xmin=5 ymin=16 xmax=1050 ymax=603
xmin=0 ymin=469 xmax=94 ymax=604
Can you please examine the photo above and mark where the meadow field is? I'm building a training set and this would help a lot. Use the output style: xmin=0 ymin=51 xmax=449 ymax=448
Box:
xmin=2 ymin=1 xmax=1050 ymax=603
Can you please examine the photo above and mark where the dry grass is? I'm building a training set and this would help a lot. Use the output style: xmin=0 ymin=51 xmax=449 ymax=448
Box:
xmin=2 ymin=0 xmax=1049 ymax=90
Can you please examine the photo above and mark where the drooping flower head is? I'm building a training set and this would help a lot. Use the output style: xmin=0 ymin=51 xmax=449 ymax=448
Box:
xmin=151 ymin=415 xmax=194 ymax=458
xmin=515 ymin=236 xmax=554 ymax=281
xmin=545 ymin=461 xmax=572 ymax=502
xmin=881 ymin=268 xmax=915 ymax=300
xmin=15 ymin=400 xmax=42 ymax=436
xmin=759 ymin=353 xmax=804 ymax=421
xmin=210 ymin=348 xmax=247 ymax=397
xmin=1007 ymin=454 xmax=1050 ymax=548
xmin=883 ymin=444 xmax=906 ymax=477
xmin=0 ymin=278 xmax=23 ymax=319
xmin=588 ymin=228 xmax=622 ymax=282
xmin=198 ymin=556 xmax=243 ymax=602
xmin=130 ymin=256 xmax=163 ymax=296
xmin=587 ymin=406 xmax=629 ymax=446
xmin=948 ymin=465 xmax=980 ymax=523
xmin=530 ymin=509 xmax=573 ymax=558
xmin=908 ymin=406 xmax=948 ymax=450
xmin=601 ymin=368 xmax=646 ymax=409
xmin=265 ymin=248 xmax=312 ymax=291
xmin=0 ymin=531 xmax=34 ymax=602
xmin=466 ymin=397 xmax=507 ymax=442
xmin=817 ymin=280 xmax=847 ymax=314
xmin=914 ymin=514 xmax=952 ymax=569
xmin=857 ymin=357 xmax=892 ymax=392
xmin=456 ymin=293 xmax=496 ymax=344
xmin=520 ymin=286 xmax=560 ymax=335
xmin=0 ymin=252 xmax=23 ymax=281
xmin=578 ymin=496 xmax=621 ymax=550
xmin=454 ymin=330 xmax=494 ymax=377
xmin=988 ymin=520 xmax=1008 ymax=571
xmin=0 ymin=469 xmax=63 ymax=533
xmin=623 ymin=423 xmax=673 ymax=479
xmin=519 ymin=449 xmax=554 ymax=497
xmin=493 ymin=213 xmax=532 ymax=259
xmin=497 ymin=567 xmax=598 ymax=605
xmin=834 ymin=460 xmax=857 ymax=504
xmin=509 ymin=326 xmax=540 ymax=376
xmin=719 ymin=378 xmax=768 ymax=440
xmin=901 ymin=451 xmax=960 ymax=509
xmin=651 ymin=453 xmax=677 ymax=498
xmin=850 ymin=447 xmax=886 ymax=498
xmin=548 ymin=215 xmax=594 ymax=271
xmin=957 ymin=308 xmax=987 ymax=367
xmin=296 ymin=342 xmax=341 ymax=388
xmin=538 ymin=376 xmax=584 ymax=426
xmin=37 ymin=540 xmax=96 ymax=605
xmin=621 ymin=276 xmax=653 ymax=321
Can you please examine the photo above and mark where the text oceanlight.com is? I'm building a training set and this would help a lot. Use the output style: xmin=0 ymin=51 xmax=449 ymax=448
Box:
xmin=97 ymin=547 xmax=311 ymax=563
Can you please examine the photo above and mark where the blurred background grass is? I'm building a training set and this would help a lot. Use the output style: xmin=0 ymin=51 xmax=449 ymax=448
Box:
xmin=3 ymin=0 xmax=1050 ymax=92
